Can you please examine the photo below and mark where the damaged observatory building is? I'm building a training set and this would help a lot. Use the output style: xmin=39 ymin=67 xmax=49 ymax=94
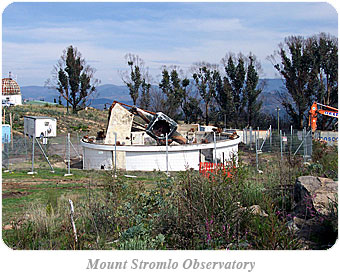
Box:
xmin=81 ymin=101 xmax=240 ymax=171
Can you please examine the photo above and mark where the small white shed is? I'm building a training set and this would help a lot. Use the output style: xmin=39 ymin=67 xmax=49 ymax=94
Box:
xmin=24 ymin=116 xmax=57 ymax=138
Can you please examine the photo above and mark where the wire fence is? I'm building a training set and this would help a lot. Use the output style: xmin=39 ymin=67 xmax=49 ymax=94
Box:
xmin=2 ymin=132 xmax=84 ymax=173
xmin=240 ymin=125 xmax=313 ymax=171
xmin=2 ymin=127 xmax=314 ymax=174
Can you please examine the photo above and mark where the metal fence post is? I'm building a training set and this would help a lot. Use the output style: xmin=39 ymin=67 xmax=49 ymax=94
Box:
xmin=24 ymin=134 xmax=28 ymax=161
xmin=269 ymin=125 xmax=272 ymax=152
xmin=303 ymin=128 xmax=307 ymax=163
xmin=114 ymin=132 xmax=117 ymax=178
xmin=3 ymin=134 xmax=9 ymax=171
xmin=32 ymin=135 xmax=35 ymax=172
xmin=249 ymin=127 xmax=253 ymax=150
xmin=213 ymin=131 xmax=217 ymax=165
xmin=310 ymin=131 xmax=313 ymax=158
xmin=257 ymin=127 xmax=260 ymax=150
xmin=290 ymin=125 xmax=293 ymax=154
xmin=64 ymin=133 xmax=72 ymax=176
xmin=76 ymin=132 xmax=80 ymax=151
xmin=27 ymin=135 xmax=36 ymax=175
xmin=280 ymin=130 xmax=283 ymax=160
xmin=166 ymin=133 xmax=169 ymax=175
xmin=255 ymin=130 xmax=259 ymax=172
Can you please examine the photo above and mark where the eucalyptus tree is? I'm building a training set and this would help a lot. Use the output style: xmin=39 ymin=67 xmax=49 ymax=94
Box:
xmin=179 ymin=78 xmax=191 ymax=123
xmin=159 ymin=66 xmax=190 ymax=120
xmin=46 ymin=45 xmax=100 ymax=114
xmin=218 ymin=53 xmax=263 ymax=128
xmin=269 ymin=36 xmax=316 ymax=129
xmin=192 ymin=62 xmax=220 ymax=126
xmin=121 ymin=53 xmax=145 ymax=106
xmin=268 ymin=34 xmax=338 ymax=129
xmin=139 ymin=79 xmax=151 ymax=111
xmin=308 ymin=33 xmax=338 ymax=129
xmin=215 ymin=68 xmax=234 ymax=127
xmin=225 ymin=55 xmax=246 ymax=124
xmin=244 ymin=55 xmax=264 ymax=127
xmin=184 ymin=97 xmax=203 ymax=124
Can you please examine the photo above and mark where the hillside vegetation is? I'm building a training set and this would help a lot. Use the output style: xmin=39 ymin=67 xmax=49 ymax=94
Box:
xmin=3 ymin=104 xmax=109 ymax=136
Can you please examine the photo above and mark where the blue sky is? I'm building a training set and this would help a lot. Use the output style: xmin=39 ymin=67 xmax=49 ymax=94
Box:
xmin=1 ymin=1 xmax=338 ymax=86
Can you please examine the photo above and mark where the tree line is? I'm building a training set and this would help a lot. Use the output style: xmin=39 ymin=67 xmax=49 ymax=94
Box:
xmin=47 ymin=32 xmax=337 ymax=131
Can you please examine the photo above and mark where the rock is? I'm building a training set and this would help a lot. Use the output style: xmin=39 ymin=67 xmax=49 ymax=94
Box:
xmin=294 ymin=176 xmax=338 ymax=218
xmin=292 ymin=216 xmax=335 ymax=249
xmin=248 ymin=205 xmax=268 ymax=217
xmin=53 ymin=162 xmax=66 ymax=168
xmin=233 ymin=203 xmax=268 ymax=217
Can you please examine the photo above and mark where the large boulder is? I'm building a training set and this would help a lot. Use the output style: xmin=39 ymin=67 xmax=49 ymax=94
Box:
xmin=294 ymin=176 xmax=338 ymax=218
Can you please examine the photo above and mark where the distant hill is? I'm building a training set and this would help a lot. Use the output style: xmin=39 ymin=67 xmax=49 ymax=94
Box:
xmin=259 ymin=79 xmax=287 ymax=115
xmin=20 ymin=86 xmax=59 ymax=102
xmin=21 ymin=84 xmax=133 ymax=109
xmin=21 ymin=79 xmax=287 ymax=113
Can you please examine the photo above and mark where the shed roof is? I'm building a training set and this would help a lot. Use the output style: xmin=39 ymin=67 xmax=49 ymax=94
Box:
xmin=24 ymin=116 xmax=56 ymax=120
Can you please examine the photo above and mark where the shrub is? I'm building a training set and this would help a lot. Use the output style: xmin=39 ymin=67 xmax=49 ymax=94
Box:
xmin=4 ymin=155 xmax=322 ymax=250
xmin=311 ymin=140 xmax=338 ymax=180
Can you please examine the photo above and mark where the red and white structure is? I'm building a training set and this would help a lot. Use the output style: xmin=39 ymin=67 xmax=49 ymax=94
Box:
xmin=2 ymin=73 xmax=22 ymax=106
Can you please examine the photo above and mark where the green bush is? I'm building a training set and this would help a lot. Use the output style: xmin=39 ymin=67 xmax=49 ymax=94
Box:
xmin=4 ymin=158 xmax=319 ymax=250
xmin=311 ymin=140 xmax=338 ymax=180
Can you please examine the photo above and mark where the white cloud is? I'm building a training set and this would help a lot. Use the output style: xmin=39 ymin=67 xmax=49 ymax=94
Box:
xmin=2 ymin=2 xmax=337 ymax=85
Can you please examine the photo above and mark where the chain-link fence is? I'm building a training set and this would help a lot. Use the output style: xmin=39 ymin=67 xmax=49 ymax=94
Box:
xmin=2 ymin=132 xmax=84 ymax=173
xmin=2 ymin=127 xmax=315 ymax=173
xmin=240 ymin=126 xmax=313 ymax=171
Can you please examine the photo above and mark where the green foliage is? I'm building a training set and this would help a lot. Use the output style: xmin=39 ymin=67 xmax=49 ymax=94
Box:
xmin=270 ymin=33 xmax=338 ymax=129
xmin=309 ymin=140 xmax=338 ymax=179
xmin=70 ymin=124 xmax=89 ymax=131
xmin=272 ymin=36 xmax=314 ymax=129
xmin=308 ymin=33 xmax=338 ymax=131
xmin=139 ymin=80 xmax=151 ymax=110
xmin=192 ymin=63 xmax=220 ymax=125
xmin=183 ymin=97 xmax=203 ymax=124
xmin=248 ymin=212 xmax=301 ymax=250
xmin=225 ymin=55 xmax=246 ymax=122
xmin=217 ymin=53 xmax=263 ymax=128
xmin=122 ymin=53 xmax=147 ymax=106
xmin=48 ymin=45 xmax=100 ymax=114
xmin=4 ymin=151 xmax=336 ymax=250
xmin=159 ymin=67 xmax=190 ymax=120
xmin=244 ymin=56 xmax=263 ymax=127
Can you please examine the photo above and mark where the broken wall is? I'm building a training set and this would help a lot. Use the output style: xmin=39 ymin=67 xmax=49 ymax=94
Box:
xmin=105 ymin=103 xmax=134 ymax=169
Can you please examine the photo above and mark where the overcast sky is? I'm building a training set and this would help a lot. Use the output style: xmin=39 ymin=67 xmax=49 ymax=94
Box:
xmin=1 ymin=1 xmax=338 ymax=86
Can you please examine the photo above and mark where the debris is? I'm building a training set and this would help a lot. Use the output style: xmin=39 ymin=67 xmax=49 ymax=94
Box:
xmin=96 ymin=130 xmax=105 ymax=140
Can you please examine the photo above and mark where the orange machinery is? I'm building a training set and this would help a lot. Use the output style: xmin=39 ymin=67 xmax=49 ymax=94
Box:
xmin=308 ymin=101 xmax=338 ymax=132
